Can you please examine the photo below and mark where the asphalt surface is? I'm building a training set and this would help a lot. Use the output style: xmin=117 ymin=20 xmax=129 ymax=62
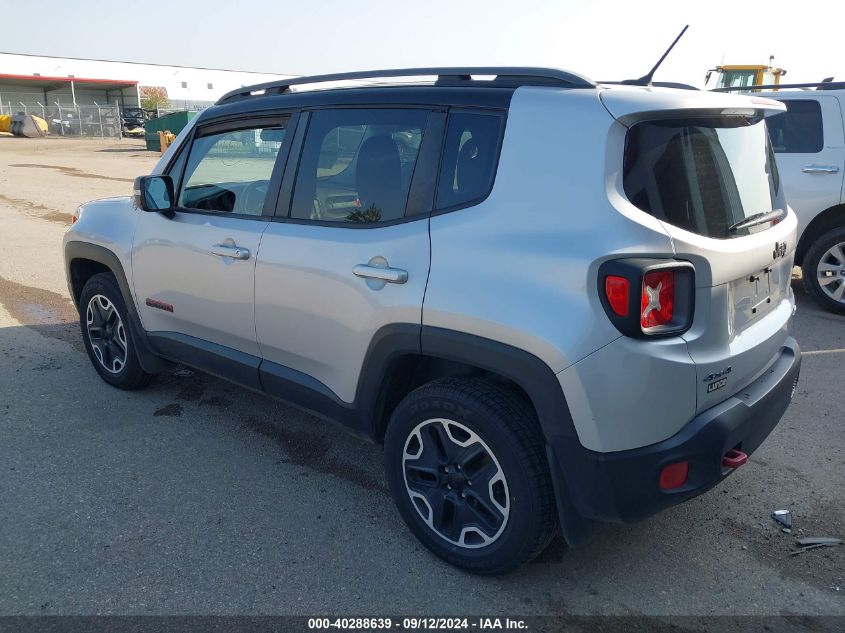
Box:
xmin=0 ymin=139 xmax=843 ymax=617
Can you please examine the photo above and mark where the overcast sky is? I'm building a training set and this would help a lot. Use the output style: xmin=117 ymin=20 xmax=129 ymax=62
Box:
xmin=1 ymin=0 xmax=842 ymax=87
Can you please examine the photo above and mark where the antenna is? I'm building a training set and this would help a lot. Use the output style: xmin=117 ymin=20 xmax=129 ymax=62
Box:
xmin=622 ymin=25 xmax=689 ymax=86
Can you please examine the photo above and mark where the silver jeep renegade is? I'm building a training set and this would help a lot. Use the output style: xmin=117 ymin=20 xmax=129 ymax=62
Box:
xmin=64 ymin=67 xmax=801 ymax=574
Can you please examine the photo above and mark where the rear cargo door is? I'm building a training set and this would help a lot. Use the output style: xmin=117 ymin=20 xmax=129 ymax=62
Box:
xmin=620 ymin=109 xmax=797 ymax=412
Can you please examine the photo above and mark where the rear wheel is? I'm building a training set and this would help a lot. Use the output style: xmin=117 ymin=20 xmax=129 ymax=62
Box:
xmin=803 ymin=227 xmax=845 ymax=314
xmin=79 ymin=273 xmax=155 ymax=389
xmin=384 ymin=378 xmax=557 ymax=574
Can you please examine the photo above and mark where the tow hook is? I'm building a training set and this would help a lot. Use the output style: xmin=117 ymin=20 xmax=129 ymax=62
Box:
xmin=722 ymin=448 xmax=748 ymax=469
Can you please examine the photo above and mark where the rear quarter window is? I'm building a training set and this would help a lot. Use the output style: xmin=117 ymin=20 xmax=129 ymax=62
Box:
xmin=436 ymin=112 xmax=503 ymax=210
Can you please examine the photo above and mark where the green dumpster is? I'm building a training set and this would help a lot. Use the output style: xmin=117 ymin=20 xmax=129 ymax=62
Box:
xmin=144 ymin=111 xmax=198 ymax=151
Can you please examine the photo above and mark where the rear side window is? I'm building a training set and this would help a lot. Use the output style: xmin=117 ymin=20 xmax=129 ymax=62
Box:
xmin=290 ymin=108 xmax=428 ymax=224
xmin=623 ymin=116 xmax=781 ymax=239
xmin=436 ymin=112 xmax=503 ymax=210
xmin=766 ymin=100 xmax=824 ymax=153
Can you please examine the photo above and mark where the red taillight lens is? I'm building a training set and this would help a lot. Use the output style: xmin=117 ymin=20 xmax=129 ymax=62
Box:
xmin=599 ymin=260 xmax=693 ymax=338
xmin=659 ymin=461 xmax=689 ymax=490
xmin=604 ymin=276 xmax=630 ymax=317
xmin=641 ymin=270 xmax=675 ymax=329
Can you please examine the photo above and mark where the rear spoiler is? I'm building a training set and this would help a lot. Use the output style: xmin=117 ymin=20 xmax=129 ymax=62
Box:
xmin=600 ymin=87 xmax=785 ymax=126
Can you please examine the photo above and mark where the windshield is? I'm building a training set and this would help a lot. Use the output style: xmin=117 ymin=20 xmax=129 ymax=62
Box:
xmin=716 ymin=70 xmax=758 ymax=90
xmin=623 ymin=116 xmax=781 ymax=239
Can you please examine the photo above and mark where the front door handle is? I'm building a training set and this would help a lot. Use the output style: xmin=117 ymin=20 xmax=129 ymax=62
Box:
xmin=802 ymin=164 xmax=840 ymax=174
xmin=353 ymin=264 xmax=408 ymax=284
xmin=211 ymin=244 xmax=251 ymax=260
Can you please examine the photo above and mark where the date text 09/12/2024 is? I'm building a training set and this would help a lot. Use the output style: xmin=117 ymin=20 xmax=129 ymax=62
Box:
xmin=307 ymin=617 xmax=528 ymax=630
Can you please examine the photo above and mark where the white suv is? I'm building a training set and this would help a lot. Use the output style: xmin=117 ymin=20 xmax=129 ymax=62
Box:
xmin=64 ymin=68 xmax=801 ymax=573
xmin=760 ymin=85 xmax=845 ymax=312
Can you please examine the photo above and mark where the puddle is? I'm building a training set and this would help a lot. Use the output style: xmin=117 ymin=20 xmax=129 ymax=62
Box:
xmin=9 ymin=163 xmax=132 ymax=183
xmin=0 ymin=274 xmax=81 ymax=350
xmin=242 ymin=415 xmax=388 ymax=494
xmin=0 ymin=194 xmax=69 ymax=225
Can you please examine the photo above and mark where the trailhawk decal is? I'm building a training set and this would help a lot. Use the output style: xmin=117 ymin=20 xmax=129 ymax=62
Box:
xmin=145 ymin=298 xmax=174 ymax=313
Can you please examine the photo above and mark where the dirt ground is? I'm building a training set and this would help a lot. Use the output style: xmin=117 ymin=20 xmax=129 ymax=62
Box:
xmin=0 ymin=137 xmax=843 ymax=620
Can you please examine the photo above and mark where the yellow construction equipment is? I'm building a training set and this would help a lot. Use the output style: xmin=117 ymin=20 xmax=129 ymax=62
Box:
xmin=705 ymin=56 xmax=787 ymax=92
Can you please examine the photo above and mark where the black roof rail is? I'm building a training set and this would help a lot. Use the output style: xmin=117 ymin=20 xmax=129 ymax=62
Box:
xmin=216 ymin=67 xmax=596 ymax=104
xmin=714 ymin=81 xmax=845 ymax=92
xmin=651 ymin=81 xmax=699 ymax=90
xmin=597 ymin=80 xmax=699 ymax=90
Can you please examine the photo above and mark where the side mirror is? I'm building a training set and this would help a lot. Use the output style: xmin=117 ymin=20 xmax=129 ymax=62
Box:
xmin=134 ymin=175 xmax=174 ymax=212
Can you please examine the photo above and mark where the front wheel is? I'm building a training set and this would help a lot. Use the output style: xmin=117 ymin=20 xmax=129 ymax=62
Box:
xmin=79 ymin=273 xmax=155 ymax=389
xmin=802 ymin=227 xmax=845 ymax=314
xmin=384 ymin=378 xmax=557 ymax=574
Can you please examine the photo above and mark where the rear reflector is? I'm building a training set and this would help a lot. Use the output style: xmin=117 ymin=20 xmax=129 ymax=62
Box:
xmin=641 ymin=270 xmax=675 ymax=329
xmin=659 ymin=461 xmax=689 ymax=490
xmin=604 ymin=276 xmax=630 ymax=317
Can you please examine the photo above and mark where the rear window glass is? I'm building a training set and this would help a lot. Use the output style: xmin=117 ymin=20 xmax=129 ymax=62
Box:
xmin=623 ymin=117 xmax=781 ymax=239
xmin=765 ymin=100 xmax=823 ymax=153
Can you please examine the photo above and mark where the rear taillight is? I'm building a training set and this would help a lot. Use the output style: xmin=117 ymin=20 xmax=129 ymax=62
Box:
xmin=641 ymin=270 xmax=675 ymax=328
xmin=598 ymin=259 xmax=694 ymax=338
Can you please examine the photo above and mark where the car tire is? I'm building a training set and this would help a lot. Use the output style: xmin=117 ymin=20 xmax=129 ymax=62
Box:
xmin=384 ymin=377 xmax=557 ymax=574
xmin=802 ymin=227 xmax=845 ymax=314
xmin=79 ymin=272 xmax=156 ymax=389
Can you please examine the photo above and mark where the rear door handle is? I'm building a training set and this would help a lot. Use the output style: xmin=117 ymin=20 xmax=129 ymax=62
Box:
xmin=211 ymin=244 xmax=251 ymax=260
xmin=352 ymin=264 xmax=408 ymax=284
xmin=802 ymin=164 xmax=840 ymax=174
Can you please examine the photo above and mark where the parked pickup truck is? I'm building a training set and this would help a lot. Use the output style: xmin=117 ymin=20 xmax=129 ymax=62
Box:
xmin=761 ymin=86 xmax=845 ymax=313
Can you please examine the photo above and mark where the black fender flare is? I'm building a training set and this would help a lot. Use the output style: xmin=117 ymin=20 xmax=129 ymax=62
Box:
xmin=419 ymin=326 xmax=594 ymax=546
xmin=64 ymin=241 xmax=166 ymax=373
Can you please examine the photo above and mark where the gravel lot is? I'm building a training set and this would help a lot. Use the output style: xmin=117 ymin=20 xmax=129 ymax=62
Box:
xmin=0 ymin=138 xmax=843 ymax=618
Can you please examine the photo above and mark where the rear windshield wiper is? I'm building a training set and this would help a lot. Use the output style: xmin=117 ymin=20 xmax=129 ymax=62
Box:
xmin=728 ymin=209 xmax=785 ymax=233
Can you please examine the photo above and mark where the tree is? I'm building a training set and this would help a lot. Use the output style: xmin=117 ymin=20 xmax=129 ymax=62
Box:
xmin=140 ymin=86 xmax=169 ymax=112
xmin=346 ymin=204 xmax=382 ymax=223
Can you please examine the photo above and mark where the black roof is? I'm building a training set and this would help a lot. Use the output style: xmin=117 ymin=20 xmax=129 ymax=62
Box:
xmin=198 ymin=85 xmax=522 ymax=125
xmin=194 ymin=67 xmax=594 ymax=125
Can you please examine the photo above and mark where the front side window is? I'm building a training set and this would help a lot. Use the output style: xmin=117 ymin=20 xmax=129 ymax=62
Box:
xmin=436 ymin=112 xmax=503 ymax=210
xmin=766 ymin=100 xmax=823 ymax=153
xmin=290 ymin=108 xmax=428 ymax=224
xmin=178 ymin=123 xmax=287 ymax=216
xmin=623 ymin=116 xmax=781 ymax=239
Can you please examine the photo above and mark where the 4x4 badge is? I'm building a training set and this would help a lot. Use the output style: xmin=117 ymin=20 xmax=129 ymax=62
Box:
xmin=773 ymin=241 xmax=787 ymax=260
xmin=703 ymin=366 xmax=731 ymax=383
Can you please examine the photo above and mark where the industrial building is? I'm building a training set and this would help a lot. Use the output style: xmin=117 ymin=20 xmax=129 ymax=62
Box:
xmin=0 ymin=51 xmax=294 ymax=113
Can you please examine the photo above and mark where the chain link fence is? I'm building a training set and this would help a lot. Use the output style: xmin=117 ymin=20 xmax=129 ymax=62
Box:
xmin=0 ymin=97 xmax=214 ymax=139
xmin=1 ymin=100 xmax=123 ymax=138
xmin=154 ymin=100 xmax=212 ymax=118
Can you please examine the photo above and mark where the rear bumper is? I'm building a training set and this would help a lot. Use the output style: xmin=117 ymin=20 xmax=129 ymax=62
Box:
xmin=551 ymin=338 xmax=800 ymax=525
